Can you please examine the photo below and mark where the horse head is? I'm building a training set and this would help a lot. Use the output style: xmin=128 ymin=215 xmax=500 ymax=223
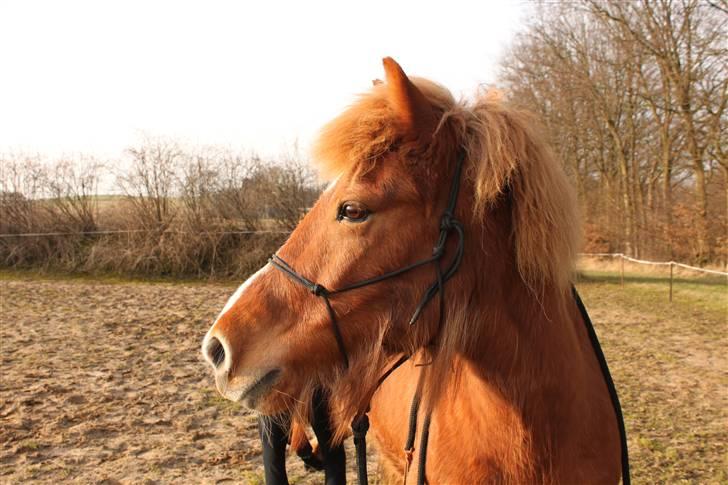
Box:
xmin=202 ymin=57 xmax=579 ymax=431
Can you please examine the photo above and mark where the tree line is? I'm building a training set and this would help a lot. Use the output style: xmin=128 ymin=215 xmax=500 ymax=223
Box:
xmin=498 ymin=0 xmax=726 ymax=264
xmin=0 ymin=138 xmax=318 ymax=278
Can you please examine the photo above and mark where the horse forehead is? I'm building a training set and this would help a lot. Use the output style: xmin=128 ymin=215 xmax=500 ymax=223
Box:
xmin=338 ymin=162 xmax=419 ymax=201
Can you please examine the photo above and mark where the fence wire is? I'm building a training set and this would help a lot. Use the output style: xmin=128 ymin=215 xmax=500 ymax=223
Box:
xmin=0 ymin=229 xmax=291 ymax=238
xmin=580 ymin=252 xmax=728 ymax=277
xmin=1 ymin=232 xmax=726 ymax=277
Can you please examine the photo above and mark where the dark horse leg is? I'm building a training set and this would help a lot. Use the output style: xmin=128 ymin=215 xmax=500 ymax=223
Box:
xmin=258 ymin=389 xmax=346 ymax=485
xmin=311 ymin=388 xmax=347 ymax=484
xmin=258 ymin=414 xmax=290 ymax=485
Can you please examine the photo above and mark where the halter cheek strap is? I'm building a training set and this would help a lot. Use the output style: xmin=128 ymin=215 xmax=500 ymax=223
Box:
xmin=268 ymin=152 xmax=466 ymax=485
xmin=269 ymin=151 xmax=465 ymax=370
xmin=267 ymin=255 xmax=352 ymax=369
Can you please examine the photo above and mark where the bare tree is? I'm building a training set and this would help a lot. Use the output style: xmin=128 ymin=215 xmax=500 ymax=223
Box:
xmin=117 ymin=136 xmax=181 ymax=230
xmin=499 ymin=0 xmax=727 ymax=263
xmin=45 ymin=155 xmax=102 ymax=233
xmin=0 ymin=153 xmax=48 ymax=234
xmin=586 ymin=0 xmax=727 ymax=261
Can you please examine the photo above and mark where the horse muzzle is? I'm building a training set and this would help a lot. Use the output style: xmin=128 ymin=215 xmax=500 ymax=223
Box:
xmin=202 ymin=332 xmax=282 ymax=408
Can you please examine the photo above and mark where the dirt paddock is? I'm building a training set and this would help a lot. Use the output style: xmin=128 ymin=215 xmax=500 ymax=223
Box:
xmin=1 ymin=273 xmax=726 ymax=483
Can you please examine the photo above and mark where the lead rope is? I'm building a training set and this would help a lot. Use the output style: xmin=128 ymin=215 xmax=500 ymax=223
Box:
xmin=404 ymin=244 xmax=449 ymax=485
xmin=416 ymin=412 xmax=432 ymax=485
xmin=401 ymin=367 xmax=432 ymax=485
xmin=402 ymin=369 xmax=424 ymax=482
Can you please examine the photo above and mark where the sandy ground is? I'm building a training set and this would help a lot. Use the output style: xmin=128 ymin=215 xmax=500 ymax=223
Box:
xmin=0 ymin=279 xmax=379 ymax=484
xmin=1 ymin=275 xmax=726 ymax=483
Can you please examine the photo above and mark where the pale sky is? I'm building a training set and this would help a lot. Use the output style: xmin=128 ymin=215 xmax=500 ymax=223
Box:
xmin=0 ymin=1 xmax=529 ymax=159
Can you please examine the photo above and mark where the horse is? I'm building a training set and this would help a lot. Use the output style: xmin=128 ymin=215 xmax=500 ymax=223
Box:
xmin=202 ymin=57 xmax=624 ymax=484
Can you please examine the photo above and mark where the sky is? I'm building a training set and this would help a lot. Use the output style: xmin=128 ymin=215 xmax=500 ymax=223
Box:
xmin=0 ymin=1 xmax=529 ymax=160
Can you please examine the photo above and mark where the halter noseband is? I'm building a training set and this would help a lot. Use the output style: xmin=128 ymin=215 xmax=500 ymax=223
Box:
xmin=269 ymin=151 xmax=466 ymax=370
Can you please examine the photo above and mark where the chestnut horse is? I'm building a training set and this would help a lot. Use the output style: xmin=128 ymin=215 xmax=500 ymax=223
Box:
xmin=203 ymin=57 xmax=623 ymax=483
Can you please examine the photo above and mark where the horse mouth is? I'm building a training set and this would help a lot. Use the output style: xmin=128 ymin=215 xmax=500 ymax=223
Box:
xmin=239 ymin=369 xmax=281 ymax=408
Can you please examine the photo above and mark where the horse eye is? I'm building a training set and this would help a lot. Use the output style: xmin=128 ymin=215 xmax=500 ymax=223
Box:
xmin=338 ymin=201 xmax=369 ymax=222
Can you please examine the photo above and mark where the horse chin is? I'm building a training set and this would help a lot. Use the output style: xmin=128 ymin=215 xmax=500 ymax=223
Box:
xmin=216 ymin=368 xmax=281 ymax=410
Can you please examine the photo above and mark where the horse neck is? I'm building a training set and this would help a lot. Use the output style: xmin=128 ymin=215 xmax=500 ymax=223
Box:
xmin=451 ymin=206 xmax=590 ymax=410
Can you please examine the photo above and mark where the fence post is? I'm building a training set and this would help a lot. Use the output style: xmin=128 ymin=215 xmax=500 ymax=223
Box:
xmin=620 ymin=255 xmax=624 ymax=288
xmin=669 ymin=262 xmax=674 ymax=302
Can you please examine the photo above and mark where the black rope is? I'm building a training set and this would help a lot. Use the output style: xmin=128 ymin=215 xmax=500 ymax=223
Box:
xmin=404 ymin=373 xmax=424 ymax=455
xmin=573 ymin=287 xmax=630 ymax=485
xmin=321 ymin=295 xmax=350 ymax=369
xmin=416 ymin=412 xmax=432 ymax=485
xmin=351 ymin=414 xmax=370 ymax=484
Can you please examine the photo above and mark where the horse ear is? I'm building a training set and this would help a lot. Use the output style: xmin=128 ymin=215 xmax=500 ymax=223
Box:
xmin=382 ymin=57 xmax=436 ymax=142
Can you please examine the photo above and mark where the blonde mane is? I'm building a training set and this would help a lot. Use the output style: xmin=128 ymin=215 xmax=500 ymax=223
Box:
xmin=313 ymin=79 xmax=580 ymax=292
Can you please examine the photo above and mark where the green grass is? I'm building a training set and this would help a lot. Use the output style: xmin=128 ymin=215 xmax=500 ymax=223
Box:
xmin=17 ymin=439 xmax=43 ymax=452
xmin=240 ymin=470 xmax=265 ymax=485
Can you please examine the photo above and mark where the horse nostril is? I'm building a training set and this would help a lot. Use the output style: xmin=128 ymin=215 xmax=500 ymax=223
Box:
xmin=207 ymin=337 xmax=226 ymax=369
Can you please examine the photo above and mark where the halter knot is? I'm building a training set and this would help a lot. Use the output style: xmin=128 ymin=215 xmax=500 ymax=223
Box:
xmin=440 ymin=212 xmax=458 ymax=231
xmin=310 ymin=284 xmax=328 ymax=297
